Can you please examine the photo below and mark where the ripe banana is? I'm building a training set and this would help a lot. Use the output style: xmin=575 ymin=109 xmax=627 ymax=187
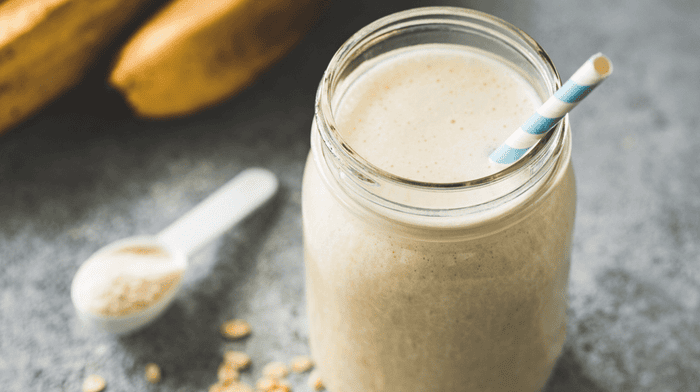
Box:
xmin=0 ymin=0 xmax=155 ymax=134
xmin=109 ymin=0 xmax=329 ymax=118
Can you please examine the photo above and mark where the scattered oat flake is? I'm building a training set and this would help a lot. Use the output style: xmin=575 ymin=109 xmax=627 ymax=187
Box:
xmin=224 ymin=351 xmax=252 ymax=370
xmin=220 ymin=319 xmax=252 ymax=339
xmin=82 ymin=374 xmax=106 ymax=392
xmin=255 ymin=377 xmax=278 ymax=391
xmin=224 ymin=381 xmax=254 ymax=392
xmin=210 ymin=380 xmax=232 ymax=392
xmin=308 ymin=371 xmax=325 ymax=391
xmin=271 ymin=381 xmax=292 ymax=392
xmin=290 ymin=356 xmax=314 ymax=373
xmin=218 ymin=362 xmax=241 ymax=383
xmin=145 ymin=363 xmax=161 ymax=383
xmin=210 ymin=381 xmax=225 ymax=392
xmin=262 ymin=361 xmax=289 ymax=379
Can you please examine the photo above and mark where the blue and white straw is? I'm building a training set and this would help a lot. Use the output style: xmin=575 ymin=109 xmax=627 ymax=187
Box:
xmin=489 ymin=53 xmax=613 ymax=165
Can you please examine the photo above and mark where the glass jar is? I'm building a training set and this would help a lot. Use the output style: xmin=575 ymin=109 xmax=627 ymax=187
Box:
xmin=302 ymin=7 xmax=575 ymax=392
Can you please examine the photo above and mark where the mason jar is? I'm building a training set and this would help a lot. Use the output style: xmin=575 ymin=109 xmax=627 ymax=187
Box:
xmin=301 ymin=7 xmax=575 ymax=392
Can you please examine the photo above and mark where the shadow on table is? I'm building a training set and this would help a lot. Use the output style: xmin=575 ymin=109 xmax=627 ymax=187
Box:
xmin=544 ymin=346 xmax=607 ymax=392
xmin=114 ymin=188 xmax=284 ymax=390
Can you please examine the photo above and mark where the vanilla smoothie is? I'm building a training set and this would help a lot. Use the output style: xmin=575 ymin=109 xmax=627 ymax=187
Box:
xmin=302 ymin=8 xmax=576 ymax=392
xmin=335 ymin=45 xmax=540 ymax=183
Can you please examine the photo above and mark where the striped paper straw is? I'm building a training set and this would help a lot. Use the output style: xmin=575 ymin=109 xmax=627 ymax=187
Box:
xmin=489 ymin=53 xmax=613 ymax=165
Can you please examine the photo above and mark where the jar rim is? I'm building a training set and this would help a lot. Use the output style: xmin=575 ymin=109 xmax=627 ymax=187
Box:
xmin=316 ymin=6 xmax=564 ymax=188
xmin=313 ymin=6 xmax=571 ymax=228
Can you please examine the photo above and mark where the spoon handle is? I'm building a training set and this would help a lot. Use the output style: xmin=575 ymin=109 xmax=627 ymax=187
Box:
xmin=156 ymin=168 xmax=278 ymax=257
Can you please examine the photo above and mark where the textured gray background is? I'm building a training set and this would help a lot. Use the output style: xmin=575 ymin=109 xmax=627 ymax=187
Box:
xmin=1 ymin=0 xmax=699 ymax=391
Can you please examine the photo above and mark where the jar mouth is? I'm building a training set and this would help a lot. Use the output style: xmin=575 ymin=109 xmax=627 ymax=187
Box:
xmin=316 ymin=6 xmax=563 ymax=189
xmin=313 ymin=6 xmax=571 ymax=226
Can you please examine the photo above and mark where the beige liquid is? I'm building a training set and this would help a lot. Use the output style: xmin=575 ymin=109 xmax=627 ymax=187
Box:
xmin=302 ymin=44 xmax=576 ymax=392
xmin=336 ymin=45 xmax=541 ymax=182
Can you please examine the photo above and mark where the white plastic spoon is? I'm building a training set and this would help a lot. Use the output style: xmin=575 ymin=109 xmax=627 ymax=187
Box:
xmin=70 ymin=168 xmax=278 ymax=334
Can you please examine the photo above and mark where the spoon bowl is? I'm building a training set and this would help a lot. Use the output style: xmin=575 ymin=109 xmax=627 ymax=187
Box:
xmin=71 ymin=236 xmax=187 ymax=334
xmin=70 ymin=168 xmax=278 ymax=334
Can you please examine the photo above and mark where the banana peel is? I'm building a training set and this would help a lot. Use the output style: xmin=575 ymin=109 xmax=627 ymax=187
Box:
xmin=109 ymin=0 xmax=329 ymax=118
xmin=0 ymin=0 xmax=156 ymax=135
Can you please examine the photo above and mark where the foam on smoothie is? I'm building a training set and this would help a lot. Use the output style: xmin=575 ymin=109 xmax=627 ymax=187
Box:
xmin=335 ymin=45 xmax=542 ymax=183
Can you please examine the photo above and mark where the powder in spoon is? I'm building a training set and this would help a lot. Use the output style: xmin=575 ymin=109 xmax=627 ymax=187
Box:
xmin=91 ymin=272 xmax=182 ymax=316
xmin=77 ymin=245 xmax=184 ymax=317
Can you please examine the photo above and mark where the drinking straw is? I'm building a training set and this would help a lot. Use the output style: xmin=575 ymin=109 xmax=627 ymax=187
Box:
xmin=489 ymin=53 xmax=613 ymax=165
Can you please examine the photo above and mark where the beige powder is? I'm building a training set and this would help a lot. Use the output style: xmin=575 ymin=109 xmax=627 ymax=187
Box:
xmin=91 ymin=272 xmax=182 ymax=317
xmin=76 ymin=245 xmax=184 ymax=317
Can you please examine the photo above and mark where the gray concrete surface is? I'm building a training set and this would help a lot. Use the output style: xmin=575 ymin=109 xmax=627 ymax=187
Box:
xmin=1 ymin=0 xmax=699 ymax=391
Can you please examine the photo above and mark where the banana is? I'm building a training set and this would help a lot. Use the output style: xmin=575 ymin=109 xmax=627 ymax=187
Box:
xmin=109 ymin=0 xmax=329 ymax=118
xmin=0 ymin=0 xmax=156 ymax=135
